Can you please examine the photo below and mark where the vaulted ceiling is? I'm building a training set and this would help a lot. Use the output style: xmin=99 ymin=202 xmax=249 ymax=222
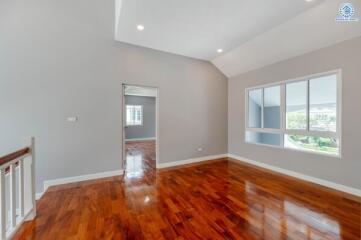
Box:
xmin=115 ymin=0 xmax=361 ymax=77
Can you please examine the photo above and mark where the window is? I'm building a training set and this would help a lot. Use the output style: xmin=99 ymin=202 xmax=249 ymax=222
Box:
xmin=286 ymin=81 xmax=307 ymax=130
xmin=246 ymin=131 xmax=282 ymax=147
xmin=248 ymin=89 xmax=262 ymax=128
xmin=246 ymin=70 xmax=341 ymax=157
xmin=309 ymin=74 xmax=337 ymax=132
xmin=126 ymin=105 xmax=143 ymax=126
xmin=264 ymin=86 xmax=280 ymax=129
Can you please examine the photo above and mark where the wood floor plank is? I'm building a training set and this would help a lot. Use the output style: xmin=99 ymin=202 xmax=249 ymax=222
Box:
xmin=13 ymin=141 xmax=361 ymax=239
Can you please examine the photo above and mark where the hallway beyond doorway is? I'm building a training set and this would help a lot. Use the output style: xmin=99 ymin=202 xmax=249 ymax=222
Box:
xmin=125 ymin=140 xmax=156 ymax=179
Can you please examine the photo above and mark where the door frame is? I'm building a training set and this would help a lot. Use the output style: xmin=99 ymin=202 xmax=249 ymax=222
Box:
xmin=121 ymin=83 xmax=160 ymax=170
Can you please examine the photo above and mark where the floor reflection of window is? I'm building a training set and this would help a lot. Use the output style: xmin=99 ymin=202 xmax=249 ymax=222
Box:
xmin=126 ymin=154 xmax=143 ymax=178
xmin=284 ymin=201 xmax=340 ymax=239
xmin=245 ymin=182 xmax=282 ymax=239
xmin=245 ymin=182 xmax=340 ymax=240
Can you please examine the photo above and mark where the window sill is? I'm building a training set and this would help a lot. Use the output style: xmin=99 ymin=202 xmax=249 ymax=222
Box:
xmin=245 ymin=141 xmax=341 ymax=159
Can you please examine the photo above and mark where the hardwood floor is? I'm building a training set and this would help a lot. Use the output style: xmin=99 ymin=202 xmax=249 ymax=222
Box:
xmin=14 ymin=141 xmax=360 ymax=239
xmin=124 ymin=140 xmax=156 ymax=179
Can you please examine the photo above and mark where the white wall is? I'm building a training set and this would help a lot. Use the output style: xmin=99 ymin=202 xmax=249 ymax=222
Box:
xmin=118 ymin=41 xmax=228 ymax=160
xmin=0 ymin=0 xmax=228 ymax=192
xmin=228 ymin=37 xmax=361 ymax=189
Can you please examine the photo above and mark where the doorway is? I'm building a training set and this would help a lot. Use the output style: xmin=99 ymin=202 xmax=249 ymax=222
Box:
xmin=122 ymin=84 xmax=159 ymax=178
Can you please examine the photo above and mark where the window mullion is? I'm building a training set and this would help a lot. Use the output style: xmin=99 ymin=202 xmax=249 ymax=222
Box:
xmin=132 ymin=107 xmax=136 ymax=125
xmin=306 ymin=79 xmax=310 ymax=132
xmin=246 ymin=127 xmax=281 ymax=134
xmin=261 ymin=88 xmax=264 ymax=129
xmin=280 ymin=84 xmax=286 ymax=147
xmin=245 ymin=89 xmax=249 ymax=129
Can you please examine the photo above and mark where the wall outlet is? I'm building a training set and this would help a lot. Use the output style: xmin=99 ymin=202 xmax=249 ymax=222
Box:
xmin=197 ymin=147 xmax=203 ymax=152
xmin=66 ymin=116 xmax=78 ymax=122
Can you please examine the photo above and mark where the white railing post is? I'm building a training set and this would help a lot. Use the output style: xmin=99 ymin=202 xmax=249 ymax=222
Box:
xmin=10 ymin=163 xmax=17 ymax=229
xmin=19 ymin=160 xmax=25 ymax=218
xmin=0 ymin=168 xmax=6 ymax=240
xmin=30 ymin=137 xmax=36 ymax=218
xmin=23 ymin=137 xmax=36 ymax=220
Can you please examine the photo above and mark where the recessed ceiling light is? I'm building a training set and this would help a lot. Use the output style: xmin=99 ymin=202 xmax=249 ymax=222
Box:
xmin=217 ymin=49 xmax=223 ymax=53
xmin=137 ymin=25 xmax=144 ymax=31
xmin=305 ymin=0 xmax=313 ymax=2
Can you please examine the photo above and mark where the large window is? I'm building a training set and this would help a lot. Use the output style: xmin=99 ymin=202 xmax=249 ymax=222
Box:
xmin=246 ymin=70 xmax=341 ymax=157
xmin=126 ymin=105 xmax=143 ymax=126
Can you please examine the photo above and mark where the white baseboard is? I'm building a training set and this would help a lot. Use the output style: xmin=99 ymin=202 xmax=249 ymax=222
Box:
xmin=228 ymin=153 xmax=361 ymax=197
xmin=35 ymin=192 xmax=43 ymax=200
xmin=38 ymin=169 xmax=124 ymax=199
xmin=125 ymin=137 xmax=156 ymax=142
xmin=157 ymin=154 xmax=228 ymax=169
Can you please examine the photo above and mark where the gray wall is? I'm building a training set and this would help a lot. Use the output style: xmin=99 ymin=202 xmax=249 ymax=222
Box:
xmin=125 ymin=96 xmax=156 ymax=140
xmin=229 ymin=36 xmax=361 ymax=189
xmin=0 ymin=0 xmax=228 ymax=193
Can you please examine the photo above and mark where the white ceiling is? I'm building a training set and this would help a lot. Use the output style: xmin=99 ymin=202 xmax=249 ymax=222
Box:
xmin=115 ymin=0 xmax=324 ymax=60
xmin=213 ymin=0 xmax=361 ymax=77
xmin=125 ymin=85 xmax=157 ymax=97
xmin=115 ymin=0 xmax=361 ymax=77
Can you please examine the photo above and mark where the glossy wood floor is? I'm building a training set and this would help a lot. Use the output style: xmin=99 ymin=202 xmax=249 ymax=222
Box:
xmin=14 ymin=141 xmax=360 ymax=239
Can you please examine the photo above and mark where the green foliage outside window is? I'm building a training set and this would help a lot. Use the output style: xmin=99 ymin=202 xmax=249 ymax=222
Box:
xmin=287 ymin=135 xmax=338 ymax=155
xmin=286 ymin=112 xmax=306 ymax=129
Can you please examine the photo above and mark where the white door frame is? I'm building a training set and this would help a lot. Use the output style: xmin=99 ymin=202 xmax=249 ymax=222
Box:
xmin=121 ymin=84 xmax=160 ymax=169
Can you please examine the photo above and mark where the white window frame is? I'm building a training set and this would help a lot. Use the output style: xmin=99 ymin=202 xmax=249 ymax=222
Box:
xmin=126 ymin=105 xmax=143 ymax=126
xmin=245 ymin=69 xmax=342 ymax=158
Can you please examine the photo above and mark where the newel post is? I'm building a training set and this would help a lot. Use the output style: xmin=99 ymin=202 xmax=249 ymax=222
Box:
xmin=23 ymin=137 xmax=36 ymax=220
